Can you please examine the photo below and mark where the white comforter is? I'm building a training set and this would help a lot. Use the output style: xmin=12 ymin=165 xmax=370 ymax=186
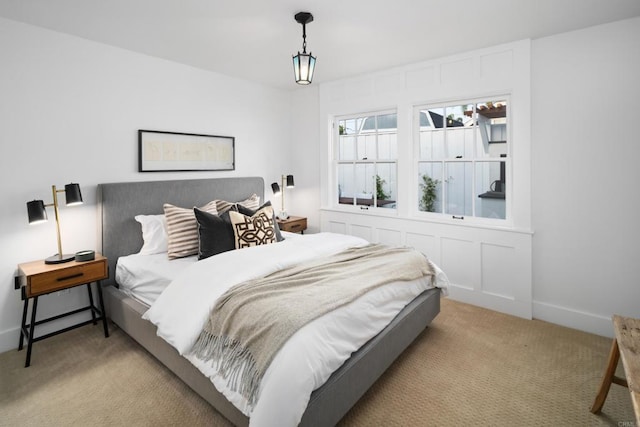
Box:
xmin=143 ymin=232 xmax=447 ymax=426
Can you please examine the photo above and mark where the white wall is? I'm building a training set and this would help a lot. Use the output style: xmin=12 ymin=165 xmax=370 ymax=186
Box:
xmin=289 ymin=86 xmax=321 ymax=233
xmin=531 ymin=16 xmax=640 ymax=337
xmin=0 ymin=18 xmax=292 ymax=352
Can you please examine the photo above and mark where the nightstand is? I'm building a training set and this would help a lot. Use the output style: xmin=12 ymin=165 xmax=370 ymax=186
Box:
xmin=276 ymin=216 xmax=307 ymax=234
xmin=15 ymin=254 xmax=109 ymax=367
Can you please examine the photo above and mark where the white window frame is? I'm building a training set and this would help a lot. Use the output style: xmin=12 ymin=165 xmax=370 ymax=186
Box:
xmin=412 ymin=95 xmax=512 ymax=227
xmin=333 ymin=109 xmax=398 ymax=214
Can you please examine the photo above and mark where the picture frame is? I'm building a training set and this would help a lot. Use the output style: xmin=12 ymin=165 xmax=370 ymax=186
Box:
xmin=138 ymin=130 xmax=235 ymax=172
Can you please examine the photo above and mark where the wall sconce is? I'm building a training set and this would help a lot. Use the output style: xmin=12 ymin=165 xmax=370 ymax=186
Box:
xmin=292 ymin=12 xmax=316 ymax=85
xmin=26 ymin=183 xmax=83 ymax=264
xmin=271 ymin=175 xmax=294 ymax=220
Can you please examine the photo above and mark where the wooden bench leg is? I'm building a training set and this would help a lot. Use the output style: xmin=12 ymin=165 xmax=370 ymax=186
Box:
xmin=591 ymin=338 xmax=620 ymax=414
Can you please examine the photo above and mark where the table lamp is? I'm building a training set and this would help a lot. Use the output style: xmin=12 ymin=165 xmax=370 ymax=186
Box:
xmin=271 ymin=175 xmax=294 ymax=220
xmin=26 ymin=183 xmax=83 ymax=264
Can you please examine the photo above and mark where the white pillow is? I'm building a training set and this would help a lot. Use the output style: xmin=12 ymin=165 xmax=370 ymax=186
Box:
xmin=135 ymin=214 xmax=168 ymax=255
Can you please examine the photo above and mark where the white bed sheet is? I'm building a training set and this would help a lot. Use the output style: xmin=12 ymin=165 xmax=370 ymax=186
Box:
xmin=115 ymin=231 xmax=302 ymax=306
xmin=115 ymin=252 xmax=197 ymax=306
xmin=141 ymin=232 xmax=448 ymax=427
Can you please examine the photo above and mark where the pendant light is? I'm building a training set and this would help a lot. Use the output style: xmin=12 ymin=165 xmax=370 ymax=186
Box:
xmin=292 ymin=12 xmax=316 ymax=85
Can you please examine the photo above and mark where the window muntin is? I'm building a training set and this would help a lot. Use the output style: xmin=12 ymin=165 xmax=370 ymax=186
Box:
xmin=416 ymin=98 xmax=508 ymax=220
xmin=336 ymin=111 xmax=397 ymax=210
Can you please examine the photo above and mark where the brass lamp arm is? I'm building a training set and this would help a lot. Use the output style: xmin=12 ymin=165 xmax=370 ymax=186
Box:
xmin=281 ymin=175 xmax=286 ymax=216
xmin=51 ymin=185 xmax=64 ymax=261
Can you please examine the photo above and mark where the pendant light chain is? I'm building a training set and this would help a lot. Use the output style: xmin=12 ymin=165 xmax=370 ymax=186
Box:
xmin=302 ymin=22 xmax=307 ymax=53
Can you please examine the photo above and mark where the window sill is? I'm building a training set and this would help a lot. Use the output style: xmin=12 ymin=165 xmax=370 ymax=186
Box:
xmin=320 ymin=206 xmax=533 ymax=235
xmin=322 ymin=204 xmax=399 ymax=217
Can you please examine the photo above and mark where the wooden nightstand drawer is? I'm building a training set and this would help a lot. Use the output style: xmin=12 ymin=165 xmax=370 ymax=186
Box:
xmin=19 ymin=256 xmax=108 ymax=297
xmin=277 ymin=216 xmax=307 ymax=234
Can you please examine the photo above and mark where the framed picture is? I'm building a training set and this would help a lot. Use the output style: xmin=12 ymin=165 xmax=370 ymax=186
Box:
xmin=138 ymin=130 xmax=235 ymax=172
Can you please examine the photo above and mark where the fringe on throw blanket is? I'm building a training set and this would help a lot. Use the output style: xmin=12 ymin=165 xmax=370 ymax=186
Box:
xmin=191 ymin=331 xmax=262 ymax=407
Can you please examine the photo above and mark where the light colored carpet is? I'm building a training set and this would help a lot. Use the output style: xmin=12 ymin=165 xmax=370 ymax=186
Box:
xmin=0 ymin=298 xmax=634 ymax=426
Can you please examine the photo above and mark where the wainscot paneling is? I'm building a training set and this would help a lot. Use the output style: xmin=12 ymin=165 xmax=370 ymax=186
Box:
xmin=405 ymin=232 xmax=438 ymax=264
xmin=441 ymin=237 xmax=476 ymax=291
xmin=320 ymin=209 xmax=533 ymax=319
xmin=351 ymin=224 xmax=373 ymax=242
xmin=328 ymin=221 xmax=347 ymax=235
xmin=377 ymin=228 xmax=402 ymax=246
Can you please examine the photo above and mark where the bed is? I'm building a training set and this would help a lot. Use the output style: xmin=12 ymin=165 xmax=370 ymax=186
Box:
xmin=98 ymin=177 xmax=444 ymax=426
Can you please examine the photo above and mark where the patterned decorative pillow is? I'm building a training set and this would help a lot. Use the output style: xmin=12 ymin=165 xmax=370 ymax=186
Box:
xmin=216 ymin=193 xmax=260 ymax=215
xmin=236 ymin=201 xmax=284 ymax=242
xmin=164 ymin=201 xmax=218 ymax=259
xmin=228 ymin=205 xmax=276 ymax=249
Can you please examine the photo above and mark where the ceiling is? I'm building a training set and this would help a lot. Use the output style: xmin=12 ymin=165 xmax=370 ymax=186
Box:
xmin=1 ymin=0 xmax=639 ymax=90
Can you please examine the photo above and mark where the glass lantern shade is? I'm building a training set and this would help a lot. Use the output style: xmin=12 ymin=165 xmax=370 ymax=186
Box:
xmin=293 ymin=52 xmax=316 ymax=85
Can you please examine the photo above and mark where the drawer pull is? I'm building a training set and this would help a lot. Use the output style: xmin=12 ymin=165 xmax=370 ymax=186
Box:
xmin=57 ymin=273 xmax=84 ymax=282
xmin=290 ymin=224 xmax=301 ymax=229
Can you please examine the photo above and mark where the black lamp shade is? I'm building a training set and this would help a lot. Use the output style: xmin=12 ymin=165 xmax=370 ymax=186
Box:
xmin=27 ymin=200 xmax=47 ymax=224
xmin=65 ymin=183 xmax=83 ymax=206
xmin=271 ymin=182 xmax=281 ymax=195
xmin=286 ymin=175 xmax=295 ymax=188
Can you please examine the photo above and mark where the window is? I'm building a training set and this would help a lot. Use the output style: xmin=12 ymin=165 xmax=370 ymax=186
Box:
xmin=415 ymin=98 xmax=508 ymax=221
xmin=336 ymin=111 xmax=397 ymax=210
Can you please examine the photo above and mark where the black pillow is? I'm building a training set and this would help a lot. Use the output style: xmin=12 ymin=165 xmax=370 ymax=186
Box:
xmin=194 ymin=207 xmax=237 ymax=260
xmin=236 ymin=200 xmax=285 ymax=242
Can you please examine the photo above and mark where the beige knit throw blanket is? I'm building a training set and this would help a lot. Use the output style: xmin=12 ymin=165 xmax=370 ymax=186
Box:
xmin=189 ymin=243 xmax=435 ymax=407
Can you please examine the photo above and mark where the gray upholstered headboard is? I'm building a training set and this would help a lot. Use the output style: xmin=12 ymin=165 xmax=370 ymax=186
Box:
xmin=97 ymin=177 xmax=265 ymax=286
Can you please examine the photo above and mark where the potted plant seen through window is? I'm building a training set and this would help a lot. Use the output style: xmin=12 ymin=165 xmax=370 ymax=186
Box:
xmin=375 ymin=174 xmax=389 ymax=202
xmin=419 ymin=174 xmax=440 ymax=212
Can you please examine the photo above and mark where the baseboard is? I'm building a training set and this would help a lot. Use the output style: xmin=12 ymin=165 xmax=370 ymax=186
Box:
xmin=447 ymin=285 xmax=532 ymax=320
xmin=533 ymin=300 xmax=613 ymax=339
xmin=0 ymin=327 xmax=19 ymax=354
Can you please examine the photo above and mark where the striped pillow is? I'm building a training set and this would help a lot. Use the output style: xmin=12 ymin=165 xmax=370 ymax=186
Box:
xmin=215 ymin=193 xmax=260 ymax=215
xmin=164 ymin=201 xmax=218 ymax=259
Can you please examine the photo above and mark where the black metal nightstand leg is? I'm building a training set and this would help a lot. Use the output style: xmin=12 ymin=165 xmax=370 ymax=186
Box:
xmin=87 ymin=283 xmax=97 ymax=325
xmin=25 ymin=296 xmax=38 ymax=368
xmin=95 ymin=281 xmax=109 ymax=338
xmin=18 ymin=297 xmax=28 ymax=351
